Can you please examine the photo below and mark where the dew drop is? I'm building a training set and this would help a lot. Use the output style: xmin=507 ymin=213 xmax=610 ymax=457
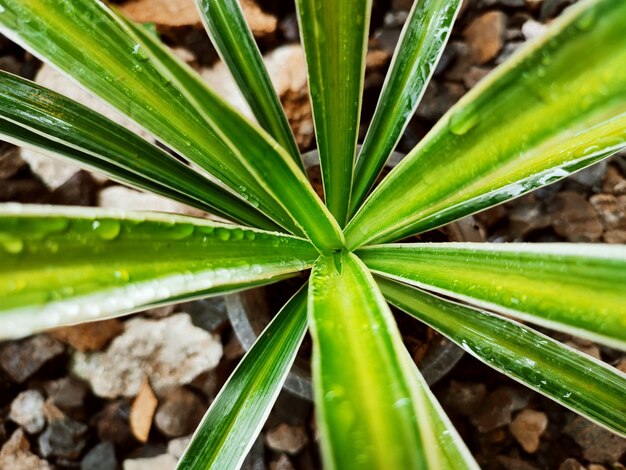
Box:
xmin=92 ymin=219 xmax=121 ymax=240
xmin=1 ymin=237 xmax=24 ymax=254
xmin=215 ymin=227 xmax=231 ymax=241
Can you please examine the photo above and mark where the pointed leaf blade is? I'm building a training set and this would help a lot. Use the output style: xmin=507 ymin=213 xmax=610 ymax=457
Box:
xmin=178 ymin=285 xmax=308 ymax=469
xmin=0 ymin=0 xmax=300 ymax=234
xmin=345 ymin=0 xmax=626 ymax=248
xmin=308 ymin=252 xmax=476 ymax=469
xmin=358 ymin=243 xmax=626 ymax=350
xmin=295 ymin=0 xmax=372 ymax=225
xmin=380 ymin=277 xmax=626 ymax=436
xmin=0 ymin=71 xmax=277 ymax=230
xmin=351 ymin=0 xmax=461 ymax=214
xmin=0 ymin=205 xmax=317 ymax=339
xmin=195 ymin=0 xmax=303 ymax=168
xmin=118 ymin=11 xmax=344 ymax=253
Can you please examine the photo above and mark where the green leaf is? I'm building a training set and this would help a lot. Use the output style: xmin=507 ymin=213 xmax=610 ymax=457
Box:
xmin=358 ymin=243 xmax=626 ymax=350
xmin=345 ymin=0 xmax=626 ymax=248
xmin=350 ymin=0 xmax=461 ymax=214
xmin=178 ymin=284 xmax=308 ymax=469
xmin=0 ymin=204 xmax=317 ymax=339
xmin=295 ymin=0 xmax=372 ymax=226
xmin=380 ymin=277 xmax=626 ymax=437
xmin=0 ymin=0 xmax=300 ymax=235
xmin=308 ymin=252 xmax=476 ymax=469
xmin=118 ymin=10 xmax=344 ymax=254
xmin=195 ymin=0 xmax=303 ymax=168
xmin=0 ymin=71 xmax=278 ymax=230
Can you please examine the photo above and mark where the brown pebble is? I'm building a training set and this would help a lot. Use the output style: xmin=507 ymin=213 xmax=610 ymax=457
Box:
xmin=463 ymin=11 xmax=507 ymax=64
xmin=130 ymin=380 xmax=158 ymax=443
xmin=50 ymin=318 xmax=123 ymax=352
xmin=551 ymin=191 xmax=603 ymax=242
xmin=265 ymin=423 xmax=309 ymax=455
xmin=509 ymin=409 xmax=548 ymax=453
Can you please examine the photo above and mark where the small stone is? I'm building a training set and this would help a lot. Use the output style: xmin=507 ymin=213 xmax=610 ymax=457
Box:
xmin=38 ymin=412 xmax=88 ymax=459
xmin=223 ymin=334 xmax=246 ymax=360
xmin=72 ymin=313 xmax=223 ymax=398
xmin=522 ymin=19 xmax=548 ymax=40
xmin=588 ymin=465 xmax=607 ymax=470
xmin=0 ymin=335 xmax=65 ymax=383
xmin=570 ymin=160 xmax=608 ymax=189
xmin=0 ymin=428 xmax=52 ymax=470
xmin=119 ymin=0 xmax=201 ymax=27
xmin=81 ymin=441 xmax=118 ymax=470
xmin=167 ymin=435 xmax=191 ymax=459
xmin=416 ymin=81 xmax=465 ymax=121
xmin=96 ymin=400 xmax=135 ymax=447
xmin=241 ymin=0 xmax=278 ymax=38
xmin=443 ymin=381 xmax=487 ymax=416
xmin=270 ymin=454 xmax=295 ymax=470
xmin=550 ymin=191 xmax=604 ymax=242
xmin=616 ymin=358 xmax=626 ymax=374
xmin=563 ymin=416 xmax=626 ymax=463
xmin=559 ymin=458 xmax=585 ymax=470
xmin=44 ymin=376 xmax=89 ymax=413
xmin=123 ymin=453 xmax=178 ymax=470
xmin=51 ymin=318 xmax=123 ymax=352
xmin=9 ymin=390 xmax=46 ymax=434
xmin=471 ymin=386 xmax=532 ymax=432
xmin=185 ymin=297 xmax=228 ymax=333
xmin=463 ymin=11 xmax=507 ymax=65
xmin=496 ymin=456 xmax=539 ymax=470
xmin=604 ymin=229 xmax=626 ymax=244
xmin=590 ymin=194 xmax=623 ymax=230
xmin=509 ymin=409 xmax=548 ymax=453
xmin=131 ymin=380 xmax=159 ymax=443
xmin=463 ymin=66 xmax=490 ymax=89
xmin=0 ymin=178 xmax=49 ymax=203
xmin=0 ymin=146 xmax=26 ymax=179
xmin=154 ymin=387 xmax=206 ymax=437
xmin=46 ymin=170 xmax=99 ymax=206
xmin=602 ymin=166 xmax=626 ymax=195
xmin=265 ymin=423 xmax=309 ymax=455
xmin=98 ymin=186 xmax=206 ymax=217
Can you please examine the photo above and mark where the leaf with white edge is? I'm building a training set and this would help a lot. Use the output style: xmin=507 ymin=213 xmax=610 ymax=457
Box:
xmin=358 ymin=243 xmax=626 ymax=350
xmin=195 ymin=0 xmax=302 ymax=168
xmin=0 ymin=0 xmax=301 ymax=234
xmin=118 ymin=11 xmax=344 ymax=254
xmin=295 ymin=0 xmax=372 ymax=225
xmin=379 ymin=277 xmax=626 ymax=437
xmin=308 ymin=252 xmax=477 ymax=469
xmin=178 ymin=284 xmax=308 ymax=469
xmin=0 ymin=205 xmax=317 ymax=339
xmin=0 ymin=71 xmax=277 ymax=230
xmin=350 ymin=0 xmax=461 ymax=214
xmin=345 ymin=0 xmax=626 ymax=248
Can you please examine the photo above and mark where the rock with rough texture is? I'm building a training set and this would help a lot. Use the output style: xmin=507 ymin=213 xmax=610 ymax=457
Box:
xmin=119 ymin=0 xmax=201 ymax=27
xmin=509 ymin=409 xmax=548 ymax=453
xmin=20 ymin=65 xmax=148 ymax=188
xmin=0 ymin=146 xmax=26 ymax=179
xmin=38 ymin=412 xmax=88 ymax=459
xmin=563 ymin=416 xmax=626 ymax=463
xmin=9 ymin=390 xmax=46 ymax=434
xmin=98 ymin=185 xmax=207 ymax=217
xmin=73 ymin=313 xmax=223 ymax=398
xmin=44 ymin=376 xmax=89 ymax=413
xmin=51 ymin=318 xmax=124 ymax=352
xmin=46 ymin=170 xmax=99 ymax=206
xmin=265 ymin=423 xmax=309 ymax=455
xmin=123 ymin=453 xmax=178 ymax=470
xmin=558 ymin=458 xmax=585 ymax=470
xmin=270 ymin=454 xmax=295 ymax=470
xmin=96 ymin=400 xmax=135 ymax=447
xmin=602 ymin=166 xmax=626 ymax=195
xmin=0 ymin=428 xmax=52 ymax=470
xmin=550 ymin=191 xmax=604 ymax=242
xmin=81 ymin=441 xmax=118 ymax=470
xmin=167 ymin=435 xmax=191 ymax=459
xmin=471 ymin=386 xmax=532 ymax=432
xmin=463 ymin=11 xmax=507 ymax=64
xmin=443 ymin=381 xmax=487 ymax=416
xmin=0 ymin=335 xmax=65 ymax=383
xmin=154 ymin=387 xmax=205 ymax=437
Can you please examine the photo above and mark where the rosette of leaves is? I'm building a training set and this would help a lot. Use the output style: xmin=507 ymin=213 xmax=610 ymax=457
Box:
xmin=0 ymin=0 xmax=625 ymax=468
